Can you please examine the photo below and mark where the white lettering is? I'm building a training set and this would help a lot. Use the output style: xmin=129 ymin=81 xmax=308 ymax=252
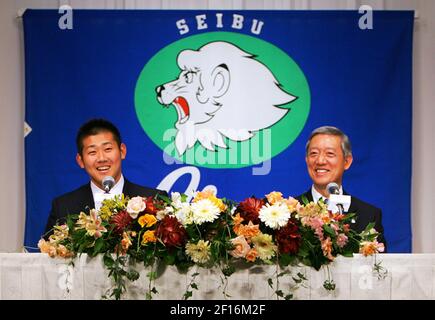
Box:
xmin=196 ymin=14 xmax=208 ymax=30
xmin=251 ymin=19 xmax=264 ymax=35
xmin=358 ymin=5 xmax=373 ymax=30
xmin=232 ymin=14 xmax=244 ymax=29
xmin=176 ymin=19 xmax=189 ymax=35
xmin=216 ymin=13 xmax=223 ymax=28
xmin=58 ymin=5 xmax=73 ymax=30
xmin=176 ymin=13 xmax=263 ymax=35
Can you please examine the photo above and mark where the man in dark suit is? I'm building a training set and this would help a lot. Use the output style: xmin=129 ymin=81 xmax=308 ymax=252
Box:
xmin=295 ymin=126 xmax=387 ymax=250
xmin=44 ymin=118 xmax=166 ymax=237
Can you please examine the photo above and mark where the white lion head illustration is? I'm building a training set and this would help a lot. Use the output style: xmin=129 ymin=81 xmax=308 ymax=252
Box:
xmin=156 ymin=41 xmax=296 ymax=156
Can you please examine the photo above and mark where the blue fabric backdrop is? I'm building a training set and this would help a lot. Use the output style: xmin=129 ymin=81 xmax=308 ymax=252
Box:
xmin=23 ymin=10 xmax=413 ymax=252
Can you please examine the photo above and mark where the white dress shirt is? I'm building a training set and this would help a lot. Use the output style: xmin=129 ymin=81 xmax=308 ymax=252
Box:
xmin=91 ymin=175 xmax=125 ymax=211
xmin=311 ymin=184 xmax=352 ymax=214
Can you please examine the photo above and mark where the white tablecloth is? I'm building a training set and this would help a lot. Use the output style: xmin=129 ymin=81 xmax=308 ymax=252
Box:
xmin=0 ymin=253 xmax=434 ymax=300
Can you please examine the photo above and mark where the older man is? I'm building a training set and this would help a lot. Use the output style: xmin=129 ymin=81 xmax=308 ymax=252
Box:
xmin=295 ymin=126 xmax=387 ymax=250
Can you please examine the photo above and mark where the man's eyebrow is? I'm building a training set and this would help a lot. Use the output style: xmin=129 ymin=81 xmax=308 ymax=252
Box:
xmin=84 ymin=144 xmax=97 ymax=150
xmin=84 ymin=141 xmax=113 ymax=150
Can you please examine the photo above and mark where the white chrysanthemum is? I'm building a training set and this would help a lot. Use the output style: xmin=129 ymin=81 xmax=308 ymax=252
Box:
xmin=258 ymin=203 xmax=290 ymax=229
xmin=171 ymin=192 xmax=182 ymax=208
xmin=175 ymin=202 xmax=193 ymax=225
xmin=190 ymin=199 xmax=220 ymax=225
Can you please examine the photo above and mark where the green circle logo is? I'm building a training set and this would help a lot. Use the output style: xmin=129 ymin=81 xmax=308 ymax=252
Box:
xmin=135 ymin=32 xmax=310 ymax=169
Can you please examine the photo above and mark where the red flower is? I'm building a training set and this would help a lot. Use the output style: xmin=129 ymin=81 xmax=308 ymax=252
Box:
xmin=144 ymin=196 xmax=165 ymax=215
xmin=275 ymin=219 xmax=301 ymax=254
xmin=236 ymin=197 xmax=264 ymax=224
xmin=155 ymin=216 xmax=187 ymax=248
xmin=110 ymin=211 xmax=133 ymax=235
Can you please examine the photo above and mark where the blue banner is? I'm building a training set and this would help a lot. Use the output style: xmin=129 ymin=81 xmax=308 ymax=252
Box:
xmin=23 ymin=9 xmax=413 ymax=252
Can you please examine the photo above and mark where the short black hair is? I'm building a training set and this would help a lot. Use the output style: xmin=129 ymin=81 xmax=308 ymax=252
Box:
xmin=76 ymin=118 xmax=122 ymax=155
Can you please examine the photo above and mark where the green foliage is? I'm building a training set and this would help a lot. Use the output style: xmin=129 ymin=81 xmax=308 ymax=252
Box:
xmin=40 ymin=192 xmax=386 ymax=300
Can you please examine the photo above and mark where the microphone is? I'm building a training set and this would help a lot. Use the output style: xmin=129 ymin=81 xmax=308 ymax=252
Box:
xmin=102 ymin=176 xmax=115 ymax=193
xmin=325 ymin=182 xmax=350 ymax=214
xmin=326 ymin=182 xmax=340 ymax=195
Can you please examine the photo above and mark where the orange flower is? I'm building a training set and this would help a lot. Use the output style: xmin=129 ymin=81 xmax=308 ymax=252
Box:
xmin=38 ymin=239 xmax=57 ymax=258
xmin=245 ymin=248 xmax=258 ymax=262
xmin=266 ymin=191 xmax=283 ymax=205
xmin=360 ymin=241 xmax=385 ymax=256
xmin=235 ymin=221 xmax=260 ymax=240
xmin=284 ymin=197 xmax=301 ymax=212
xmin=232 ymin=213 xmax=244 ymax=225
xmin=321 ymin=237 xmax=334 ymax=261
xmin=229 ymin=236 xmax=251 ymax=258
xmin=193 ymin=190 xmax=215 ymax=202
xmin=138 ymin=214 xmax=157 ymax=228
xmin=232 ymin=213 xmax=244 ymax=234
xmin=141 ymin=230 xmax=157 ymax=245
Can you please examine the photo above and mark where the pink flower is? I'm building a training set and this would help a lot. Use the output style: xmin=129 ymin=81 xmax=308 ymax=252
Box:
xmin=336 ymin=233 xmax=348 ymax=248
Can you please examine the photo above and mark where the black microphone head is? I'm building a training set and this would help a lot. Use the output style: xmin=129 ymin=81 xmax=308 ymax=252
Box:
xmin=326 ymin=182 xmax=340 ymax=195
xmin=102 ymin=176 xmax=115 ymax=193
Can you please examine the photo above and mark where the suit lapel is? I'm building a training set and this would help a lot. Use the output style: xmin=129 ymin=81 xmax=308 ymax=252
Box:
xmin=87 ymin=183 xmax=95 ymax=209
xmin=122 ymin=179 xmax=131 ymax=197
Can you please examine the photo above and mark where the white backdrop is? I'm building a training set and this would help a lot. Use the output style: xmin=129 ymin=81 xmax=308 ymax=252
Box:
xmin=0 ymin=0 xmax=434 ymax=253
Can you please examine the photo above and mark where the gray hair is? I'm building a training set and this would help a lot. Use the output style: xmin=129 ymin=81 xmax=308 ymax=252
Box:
xmin=305 ymin=126 xmax=352 ymax=157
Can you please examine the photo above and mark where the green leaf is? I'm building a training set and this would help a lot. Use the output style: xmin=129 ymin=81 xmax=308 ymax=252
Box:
xmin=103 ymin=254 xmax=114 ymax=268
xmin=183 ymin=291 xmax=193 ymax=300
xmin=190 ymin=283 xmax=198 ymax=290
xmin=126 ymin=269 xmax=140 ymax=281
xmin=93 ymin=238 xmax=105 ymax=255
xmin=275 ymin=290 xmax=284 ymax=297
xmin=323 ymin=225 xmax=336 ymax=238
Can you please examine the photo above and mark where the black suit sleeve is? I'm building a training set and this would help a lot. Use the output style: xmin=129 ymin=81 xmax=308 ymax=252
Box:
xmin=44 ymin=198 xmax=60 ymax=239
xmin=374 ymin=208 xmax=387 ymax=253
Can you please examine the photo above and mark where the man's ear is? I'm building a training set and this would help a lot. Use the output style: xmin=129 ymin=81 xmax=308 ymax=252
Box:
xmin=76 ymin=153 xmax=84 ymax=168
xmin=120 ymin=143 xmax=127 ymax=160
xmin=344 ymin=154 xmax=353 ymax=170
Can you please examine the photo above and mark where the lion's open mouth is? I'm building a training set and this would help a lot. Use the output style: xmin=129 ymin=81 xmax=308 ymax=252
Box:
xmin=172 ymin=96 xmax=190 ymax=124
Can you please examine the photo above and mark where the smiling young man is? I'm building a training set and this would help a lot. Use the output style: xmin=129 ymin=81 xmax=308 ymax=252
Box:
xmin=44 ymin=119 xmax=166 ymax=237
xmin=295 ymin=126 xmax=387 ymax=250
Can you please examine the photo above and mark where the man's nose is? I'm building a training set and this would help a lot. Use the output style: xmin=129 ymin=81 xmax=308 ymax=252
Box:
xmin=96 ymin=150 xmax=107 ymax=162
xmin=316 ymin=153 xmax=327 ymax=164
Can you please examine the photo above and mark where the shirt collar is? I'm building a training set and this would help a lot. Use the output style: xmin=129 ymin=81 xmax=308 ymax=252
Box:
xmin=91 ymin=174 xmax=124 ymax=195
xmin=311 ymin=184 xmax=343 ymax=202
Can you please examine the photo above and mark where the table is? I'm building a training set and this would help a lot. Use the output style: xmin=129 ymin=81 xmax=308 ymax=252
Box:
xmin=0 ymin=253 xmax=433 ymax=299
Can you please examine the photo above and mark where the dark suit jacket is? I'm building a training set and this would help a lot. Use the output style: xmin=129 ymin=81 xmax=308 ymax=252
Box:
xmin=44 ymin=179 xmax=167 ymax=238
xmin=295 ymin=189 xmax=387 ymax=252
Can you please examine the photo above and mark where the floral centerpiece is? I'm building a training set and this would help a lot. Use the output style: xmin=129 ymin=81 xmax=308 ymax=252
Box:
xmin=39 ymin=190 xmax=385 ymax=299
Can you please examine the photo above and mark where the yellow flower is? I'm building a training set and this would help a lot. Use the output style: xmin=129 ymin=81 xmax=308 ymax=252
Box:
xmin=141 ymin=230 xmax=157 ymax=245
xmin=193 ymin=190 xmax=227 ymax=212
xmin=251 ymin=233 xmax=277 ymax=261
xmin=185 ymin=240 xmax=211 ymax=264
xmin=138 ymin=214 xmax=157 ymax=228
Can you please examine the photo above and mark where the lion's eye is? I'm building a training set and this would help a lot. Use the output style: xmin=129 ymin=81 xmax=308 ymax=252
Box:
xmin=184 ymin=72 xmax=194 ymax=84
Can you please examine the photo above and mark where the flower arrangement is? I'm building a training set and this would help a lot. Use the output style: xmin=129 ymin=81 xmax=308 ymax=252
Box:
xmin=39 ymin=190 xmax=384 ymax=299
